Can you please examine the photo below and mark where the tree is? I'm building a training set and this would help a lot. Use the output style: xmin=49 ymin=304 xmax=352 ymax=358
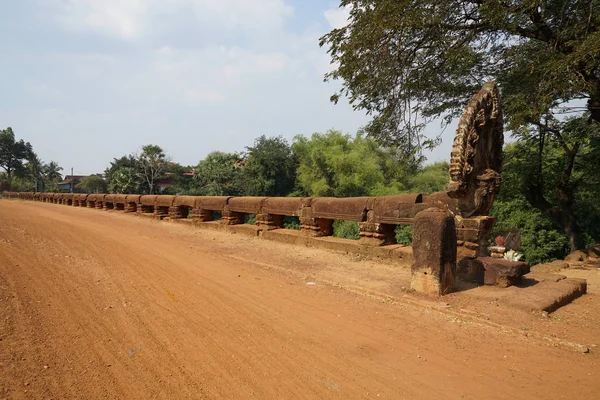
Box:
xmin=105 ymin=155 xmax=141 ymax=193
xmin=491 ymin=199 xmax=571 ymax=265
xmin=108 ymin=167 xmax=140 ymax=194
xmin=320 ymin=1 xmax=600 ymax=148
xmin=27 ymin=152 xmax=44 ymax=192
xmin=291 ymin=130 xmax=416 ymax=197
xmin=77 ymin=174 xmax=108 ymax=194
xmin=13 ymin=151 xmax=44 ymax=192
xmin=194 ymin=152 xmax=244 ymax=196
xmin=407 ymin=162 xmax=450 ymax=194
xmin=138 ymin=145 xmax=169 ymax=194
xmin=242 ymin=135 xmax=298 ymax=197
xmin=43 ymin=161 xmax=63 ymax=191
xmin=0 ymin=127 xmax=32 ymax=191
xmin=321 ymin=1 xmax=600 ymax=251
xmin=0 ymin=171 xmax=8 ymax=191
xmin=498 ymin=119 xmax=600 ymax=252
xmin=162 ymin=163 xmax=195 ymax=195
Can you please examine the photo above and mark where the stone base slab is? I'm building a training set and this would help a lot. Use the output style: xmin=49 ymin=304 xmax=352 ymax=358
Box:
xmin=261 ymin=229 xmax=413 ymax=264
xmin=455 ymin=272 xmax=587 ymax=313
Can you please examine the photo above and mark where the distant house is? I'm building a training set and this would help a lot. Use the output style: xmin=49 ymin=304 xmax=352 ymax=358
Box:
xmin=155 ymin=171 xmax=195 ymax=193
xmin=58 ymin=175 xmax=88 ymax=193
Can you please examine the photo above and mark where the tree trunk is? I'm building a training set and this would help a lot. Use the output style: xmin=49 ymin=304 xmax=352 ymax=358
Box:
xmin=525 ymin=137 xmax=586 ymax=252
xmin=560 ymin=204 xmax=585 ymax=252
xmin=6 ymin=169 xmax=12 ymax=191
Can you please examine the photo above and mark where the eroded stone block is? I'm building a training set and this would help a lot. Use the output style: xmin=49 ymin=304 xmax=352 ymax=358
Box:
xmin=478 ymin=257 xmax=530 ymax=288
xmin=411 ymin=208 xmax=457 ymax=295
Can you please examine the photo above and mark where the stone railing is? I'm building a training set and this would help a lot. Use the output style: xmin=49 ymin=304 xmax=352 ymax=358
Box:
xmin=2 ymin=82 xmax=507 ymax=296
xmin=2 ymin=190 xmax=489 ymax=294
xmin=2 ymin=190 xmax=493 ymax=250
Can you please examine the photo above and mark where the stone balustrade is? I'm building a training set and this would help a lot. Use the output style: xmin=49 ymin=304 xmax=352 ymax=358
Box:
xmin=1 ymin=82 xmax=512 ymax=296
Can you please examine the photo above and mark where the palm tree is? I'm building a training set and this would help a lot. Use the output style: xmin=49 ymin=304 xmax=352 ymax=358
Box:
xmin=26 ymin=152 xmax=44 ymax=191
xmin=43 ymin=161 xmax=63 ymax=190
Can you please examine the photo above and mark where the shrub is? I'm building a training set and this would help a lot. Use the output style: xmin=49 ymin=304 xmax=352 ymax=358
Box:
xmin=333 ymin=220 xmax=360 ymax=240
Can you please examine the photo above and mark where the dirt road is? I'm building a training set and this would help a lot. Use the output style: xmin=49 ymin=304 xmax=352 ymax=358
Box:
xmin=1 ymin=201 xmax=598 ymax=399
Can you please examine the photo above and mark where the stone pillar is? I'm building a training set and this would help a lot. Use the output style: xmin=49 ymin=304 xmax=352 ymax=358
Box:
xmin=256 ymin=214 xmax=283 ymax=231
xmin=316 ymin=219 xmax=334 ymax=236
xmin=455 ymin=216 xmax=496 ymax=257
xmin=221 ymin=206 xmax=243 ymax=225
xmin=169 ymin=206 xmax=183 ymax=219
xmin=299 ymin=206 xmax=334 ymax=237
xmin=359 ymin=213 xmax=396 ymax=246
xmin=411 ymin=208 xmax=457 ymax=296
xmin=299 ymin=206 xmax=319 ymax=236
xmin=137 ymin=205 xmax=153 ymax=215
xmin=154 ymin=206 xmax=169 ymax=219
xmin=196 ymin=209 xmax=214 ymax=222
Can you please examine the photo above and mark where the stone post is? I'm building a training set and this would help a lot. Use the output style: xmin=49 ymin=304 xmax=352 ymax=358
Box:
xmin=411 ymin=208 xmax=457 ymax=296
xmin=169 ymin=206 xmax=183 ymax=219
xmin=221 ymin=206 xmax=243 ymax=225
xmin=359 ymin=211 xmax=396 ymax=246
xmin=256 ymin=214 xmax=283 ymax=231
xmin=196 ymin=209 xmax=214 ymax=222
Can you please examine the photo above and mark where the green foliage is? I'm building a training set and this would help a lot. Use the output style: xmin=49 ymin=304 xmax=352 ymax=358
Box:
xmin=333 ymin=220 xmax=360 ymax=240
xmin=320 ymin=0 xmax=600 ymax=147
xmin=163 ymin=163 xmax=195 ymax=194
xmin=108 ymin=166 xmax=139 ymax=194
xmin=43 ymin=161 xmax=63 ymax=184
xmin=407 ymin=162 xmax=449 ymax=194
xmin=77 ymin=174 xmax=107 ymax=194
xmin=282 ymin=216 xmax=301 ymax=230
xmin=105 ymin=155 xmax=140 ymax=194
xmin=491 ymin=200 xmax=570 ymax=265
xmin=244 ymin=214 xmax=257 ymax=225
xmin=0 ymin=127 xmax=33 ymax=191
xmin=395 ymin=225 xmax=412 ymax=246
xmin=194 ymin=152 xmax=244 ymax=196
xmin=139 ymin=144 xmax=169 ymax=194
xmin=292 ymin=130 xmax=414 ymax=197
xmin=242 ymin=135 xmax=297 ymax=197
xmin=0 ymin=172 xmax=8 ymax=191
xmin=498 ymin=117 xmax=600 ymax=251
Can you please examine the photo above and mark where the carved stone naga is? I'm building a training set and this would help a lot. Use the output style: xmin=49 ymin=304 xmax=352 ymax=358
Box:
xmin=447 ymin=81 xmax=504 ymax=218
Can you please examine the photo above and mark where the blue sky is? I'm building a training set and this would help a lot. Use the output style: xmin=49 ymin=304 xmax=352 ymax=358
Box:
xmin=1 ymin=0 xmax=452 ymax=175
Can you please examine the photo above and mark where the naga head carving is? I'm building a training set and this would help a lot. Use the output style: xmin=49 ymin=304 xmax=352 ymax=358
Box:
xmin=447 ymin=82 xmax=504 ymax=217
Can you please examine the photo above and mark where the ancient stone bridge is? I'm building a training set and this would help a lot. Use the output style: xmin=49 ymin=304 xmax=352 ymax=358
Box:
xmin=3 ymin=83 xmax=514 ymax=296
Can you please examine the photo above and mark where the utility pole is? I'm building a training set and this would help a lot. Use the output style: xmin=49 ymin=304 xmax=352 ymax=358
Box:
xmin=71 ymin=167 xmax=74 ymax=193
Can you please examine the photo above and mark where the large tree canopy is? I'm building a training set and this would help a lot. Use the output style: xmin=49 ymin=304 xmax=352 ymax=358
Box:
xmin=194 ymin=152 xmax=244 ymax=196
xmin=242 ymin=135 xmax=298 ymax=197
xmin=138 ymin=145 xmax=169 ymax=194
xmin=292 ymin=130 xmax=416 ymax=197
xmin=320 ymin=0 xmax=600 ymax=147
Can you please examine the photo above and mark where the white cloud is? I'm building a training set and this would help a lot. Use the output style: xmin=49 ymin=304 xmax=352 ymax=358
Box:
xmin=188 ymin=0 xmax=293 ymax=32
xmin=323 ymin=5 xmax=351 ymax=30
xmin=46 ymin=0 xmax=294 ymax=39
xmin=51 ymin=0 xmax=150 ymax=39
